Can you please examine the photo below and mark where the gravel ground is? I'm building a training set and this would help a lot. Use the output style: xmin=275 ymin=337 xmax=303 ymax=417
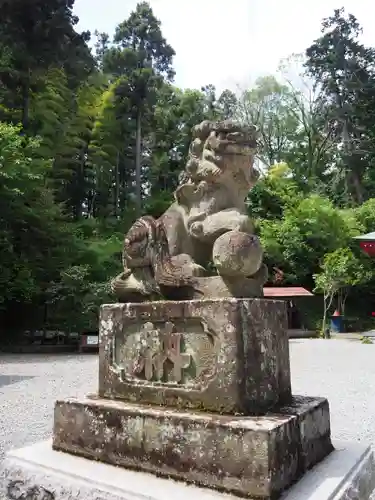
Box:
xmin=290 ymin=339 xmax=375 ymax=447
xmin=0 ymin=353 xmax=98 ymax=460
xmin=1 ymin=338 xmax=375 ymax=460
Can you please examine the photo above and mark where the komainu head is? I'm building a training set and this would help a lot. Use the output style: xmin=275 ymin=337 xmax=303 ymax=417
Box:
xmin=184 ymin=120 xmax=259 ymax=187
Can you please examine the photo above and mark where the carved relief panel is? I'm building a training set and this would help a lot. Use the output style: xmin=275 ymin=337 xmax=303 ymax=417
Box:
xmin=110 ymin=319 xmax=217 ymax=390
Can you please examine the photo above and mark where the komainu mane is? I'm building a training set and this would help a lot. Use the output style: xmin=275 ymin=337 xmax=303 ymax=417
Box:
xmin=111 ymin=119 xmax=267 ymax=302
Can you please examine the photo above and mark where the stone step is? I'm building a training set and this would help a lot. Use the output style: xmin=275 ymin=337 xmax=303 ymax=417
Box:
xmin=51 ymin=395 xmax=332 ymax=499
xmin=0 ymin=440 xmax=373 ymax=500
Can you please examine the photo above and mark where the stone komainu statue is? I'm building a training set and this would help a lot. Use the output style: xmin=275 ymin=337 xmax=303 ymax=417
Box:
xmin=111 ymin=120 xmax=267 ymax=302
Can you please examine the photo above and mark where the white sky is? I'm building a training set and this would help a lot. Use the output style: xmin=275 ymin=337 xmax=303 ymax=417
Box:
xmin=74 ymin=0 xmax=375 ymax=92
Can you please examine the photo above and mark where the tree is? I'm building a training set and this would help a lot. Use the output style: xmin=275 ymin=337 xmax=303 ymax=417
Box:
xmin=278 ymin=54 xmax=336 ymax=189
xmin=51 ymin=74 xmax=107 ymax=218
xmin=0 ymin=123 xmax=79 ymax=315
xmin=93 ymin=31 xmax=110 ymax=70
xmin=146 ymin=83 xmax=228 ymax=211
xmin=314 ymin=248 xmax=372 ymax=336
xmin=237 ymin=76 xmax=299 ymax=167
xmin=103 ymin=1 xmax=175 ymax=216
xmin=217 ymin=89 xmax=238 ymax=119
xmin=0 ymin=0 xmax=94 ymax=130
xmin=305 ymin=8 xmax=375 ymax=205
xmin=260 ymin=195 xmax=357 ymax=285
xmin=354 ymin=198 xmax=375 ymax=233
xmin=247 ymin=163 xmax=303 ymax=221
xmin=87 ymin=82 xmax=126 ymax=219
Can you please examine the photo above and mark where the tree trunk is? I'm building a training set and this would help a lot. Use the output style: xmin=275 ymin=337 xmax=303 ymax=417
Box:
xmin=75 ymin=146 xmax=87 ymax=220
xmin=351 ymin=171 xmax=364 ymax=205
xmin=342 ymin=110 xmax=364 ymax=204
xmin=135 ymin=106 xmax=142 ymax=217
xmin=21 ymin=78 xmax=30 ymax=132
xmin=340 ymin=289 xmax=349 ymax=316
xmin=114 ymin=150 xmax=120 ymax=218
xmin=322 ymin=297 xmax=328 ymax=336
xmin=322 ymin=292 xmax=334 ymax=339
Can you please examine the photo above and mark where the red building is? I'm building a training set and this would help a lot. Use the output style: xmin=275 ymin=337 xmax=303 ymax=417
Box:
xmin=353 ymin=232 xmax=375 ymax=257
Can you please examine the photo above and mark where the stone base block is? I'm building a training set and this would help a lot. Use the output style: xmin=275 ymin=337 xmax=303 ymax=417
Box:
xmin=52 ymin=395 xmax=333 ymax=499
xmin=99 ymin=298 xmax=291 ymax=414
xmin=0 ymin=440 xmax=374 ymax=500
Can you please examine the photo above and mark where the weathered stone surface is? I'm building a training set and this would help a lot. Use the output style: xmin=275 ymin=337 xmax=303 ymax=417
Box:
xmin=276 ymin=395 xmax=333 ymax=471
xmin=98 ymin=298 xmax=291 ymax=414
xmin=212 ymin=230 xmax=263 ymax=278
xmin=111 ymin=120 xmax=265 ymax=303
xmin=52 ymin=396 xmax=333 ymax=499
xmin=163 ymin=268 xmax=268 ymax=300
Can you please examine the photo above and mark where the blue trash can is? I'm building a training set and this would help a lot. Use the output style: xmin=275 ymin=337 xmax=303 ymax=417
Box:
xmin=330 ymin=315 xmax=343 ymax=333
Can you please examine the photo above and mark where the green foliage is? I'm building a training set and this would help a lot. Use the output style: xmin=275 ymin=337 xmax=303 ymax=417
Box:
xmin=217 ymin=89 xmax=238 ymax=119
xmin=314 ymin=247 xmax=372 ymax=334
xmin=248 ymin=164 xmax=303 ymax=221
xmin=314 ymin=248 xmax=371 ymax=296
xmin=361 ymin=336 xmax=373 ymax=344
xmin=354 ymin=198 xmax=375 ymax=233
xmin=237 ymin=76 xmax=300 ymax=166
xmin=148 ymin=84 xmax=221 ymax=198
xmin=103 ymin=1 xmax=175 ymax=216
xmin=0 ymin=123 xmax=78 ymax=307
xmin=305 ymin=8 xmax=375 ymax=205
xmin=0 ymin=0 xmax=94 ymax=129
xmin=260 ymin=195 xmax=358 ymax=284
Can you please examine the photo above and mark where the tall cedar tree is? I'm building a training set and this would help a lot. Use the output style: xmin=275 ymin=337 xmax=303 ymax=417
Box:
xmin=103 ymin=2 xmax=175 ymax=216
xmin=305 ymin=8 xmax=375 ymax=205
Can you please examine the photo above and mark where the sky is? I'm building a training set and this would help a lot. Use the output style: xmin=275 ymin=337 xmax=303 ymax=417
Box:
xmin=74 ymin=0 xmax=375 ymax=92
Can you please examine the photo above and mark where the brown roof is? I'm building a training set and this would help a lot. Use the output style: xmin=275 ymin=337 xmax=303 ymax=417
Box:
xmin=263 ymin=287 xmax=313 ymax=297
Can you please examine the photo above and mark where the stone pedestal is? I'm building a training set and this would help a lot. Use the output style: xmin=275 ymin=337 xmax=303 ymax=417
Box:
xmin=0 ymin=298 xmax=337 ymax=500
xmin=48 ymin=298 xmax=334 ymax=499
xmin=98 ymin=299 xmax=291 ymax=414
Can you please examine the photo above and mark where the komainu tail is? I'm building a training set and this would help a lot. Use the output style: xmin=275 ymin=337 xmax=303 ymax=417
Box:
xmin=152 ymin=219 xmax=195 ymax=288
